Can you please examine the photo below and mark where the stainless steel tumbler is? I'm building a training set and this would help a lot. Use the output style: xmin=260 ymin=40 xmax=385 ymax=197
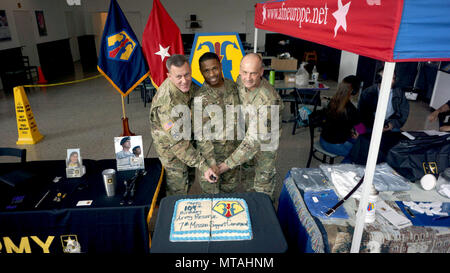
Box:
xmin=102 ymin=169 xmax=116 ymax=197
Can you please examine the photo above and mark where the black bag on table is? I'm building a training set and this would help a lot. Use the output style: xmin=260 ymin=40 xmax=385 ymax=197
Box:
xmin=349 ymin=131 xmax=404 ymax=165
xmin=386 ymin=134 xmax=450 ymax=181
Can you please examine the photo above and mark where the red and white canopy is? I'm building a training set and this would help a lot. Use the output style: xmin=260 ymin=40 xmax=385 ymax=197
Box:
xmin=254 ymin=0 xmax=450 ymax=253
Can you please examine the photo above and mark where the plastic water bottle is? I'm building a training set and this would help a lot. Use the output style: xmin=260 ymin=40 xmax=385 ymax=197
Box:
xmin=311 ymin=65 xmax=319 ymax=84
xmin=365 ymin=186 xmax=379 ymax=223
xmin=296 ymin=62 xmax=309 ymax=86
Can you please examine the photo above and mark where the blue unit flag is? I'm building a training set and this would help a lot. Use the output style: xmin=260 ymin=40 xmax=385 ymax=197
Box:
xmin=97 ymin=0 xmax=149 ymax=97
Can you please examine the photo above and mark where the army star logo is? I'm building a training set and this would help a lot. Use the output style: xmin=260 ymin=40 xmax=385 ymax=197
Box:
xmin=61 ymin=235 xmax=81 ymax=253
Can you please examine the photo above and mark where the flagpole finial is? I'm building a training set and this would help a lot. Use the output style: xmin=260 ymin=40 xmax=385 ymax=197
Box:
xmin=121 ymin=117 xmax=135 ymax=137
xmin=120 ymin=96 xmax=135 ymax=136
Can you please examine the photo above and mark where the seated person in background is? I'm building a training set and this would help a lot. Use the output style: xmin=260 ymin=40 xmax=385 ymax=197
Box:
xmin=320 ymin=80 xmax=360 ymax=163
xmin=358 ymin=68 xmax=409 ymax=132
xmin=428 ymin=100 xmax=450 ymax=132
xmin=342 ymin=75 xmax=362 ymax=105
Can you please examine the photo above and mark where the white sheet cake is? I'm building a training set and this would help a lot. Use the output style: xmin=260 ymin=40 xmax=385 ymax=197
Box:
xmin=169 ymin=198 xmax=253 ymax=242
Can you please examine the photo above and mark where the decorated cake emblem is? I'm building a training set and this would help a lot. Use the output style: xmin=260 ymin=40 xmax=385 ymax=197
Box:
xmin=212 ymin=201 xmax=244 ymax=218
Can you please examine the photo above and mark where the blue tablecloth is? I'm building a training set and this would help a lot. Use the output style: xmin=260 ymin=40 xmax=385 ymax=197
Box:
xmin=277 ymin=170 xmax=328 ymax=253
xmin=277 ymin=167 xmax=450 ymax=253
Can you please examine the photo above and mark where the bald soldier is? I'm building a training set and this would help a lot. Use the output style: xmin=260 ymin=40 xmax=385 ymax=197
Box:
xmin=150 ymin=54 xmax=218 ymax=196
xmin=192 ymin=52 xmax=240 ymax=194
xmin=218 ymin=53 xmax=283 ymax=200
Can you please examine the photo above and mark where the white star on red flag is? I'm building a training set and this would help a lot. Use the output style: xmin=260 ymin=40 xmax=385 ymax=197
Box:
xmin=332 ymin=0 xmax=351 ymax=38
xmin=154 ymin=44 xmax=171 ymax=62
xmin=142 ymin=0 xmax=184 ymax=87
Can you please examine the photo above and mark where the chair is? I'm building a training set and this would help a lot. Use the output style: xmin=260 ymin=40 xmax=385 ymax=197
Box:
xmin=141 ymin=78 xmax=157 ymax=107
xmin=0 ymin=147 xmax=27 ymax=163
xmin=22 ymin=56 xmax=38 ymax=84
xmin=291 ymin=88 xmax=322 ymax=135
xmin=306 ymin=110 xmax=339 ymax=168
xmin=126 ymin=78 xmax=156 ymax=107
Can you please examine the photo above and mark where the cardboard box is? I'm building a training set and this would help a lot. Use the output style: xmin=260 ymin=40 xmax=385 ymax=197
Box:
xmin=284 ymin=73 xmax=296 ymax=83
xmin=271 ymin=58 xmax=298 ymax=71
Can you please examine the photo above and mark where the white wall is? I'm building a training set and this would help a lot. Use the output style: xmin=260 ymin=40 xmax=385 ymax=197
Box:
xmin=430 ymin=71 xmax=450 ymax=109
xmin=0 ymin=0 xmax=86 ymax=65
xmin=338 ymin=50 xmax=359 ymax=82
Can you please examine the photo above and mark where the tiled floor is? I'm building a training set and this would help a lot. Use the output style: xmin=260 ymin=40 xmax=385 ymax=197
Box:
xmin=0 ymin=62 xmax=439 ymax=210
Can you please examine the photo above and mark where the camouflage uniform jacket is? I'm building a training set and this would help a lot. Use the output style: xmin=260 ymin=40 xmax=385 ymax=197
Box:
xmin=192 ymin=78 xmax=240 ymax=167
xmin=224 ymin=76 xmax=283 ymax=169
xmin=150 ymin=78 xmax=209 ymax=174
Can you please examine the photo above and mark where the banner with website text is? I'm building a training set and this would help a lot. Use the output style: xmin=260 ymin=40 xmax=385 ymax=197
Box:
xmin=255 ymin=0 xmax=402 ymax=62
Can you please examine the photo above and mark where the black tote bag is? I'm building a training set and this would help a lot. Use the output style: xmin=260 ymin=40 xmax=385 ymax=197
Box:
xmin=386 ymin=134 xmax=450 ymax=181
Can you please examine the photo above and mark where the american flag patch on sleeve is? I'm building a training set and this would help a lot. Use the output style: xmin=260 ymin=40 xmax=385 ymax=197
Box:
xmin=163 ymin=120 xmax=174 ymax=131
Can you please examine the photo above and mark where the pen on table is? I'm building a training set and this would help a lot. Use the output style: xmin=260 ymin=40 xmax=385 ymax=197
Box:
xmin=35 ymin=190 xmax=50 ymax=208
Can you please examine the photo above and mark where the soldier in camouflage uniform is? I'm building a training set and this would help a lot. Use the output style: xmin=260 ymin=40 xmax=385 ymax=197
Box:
xmin=218 ymin=53 xmax=283 ymax=200
xmin=150 ymin=54 xmax=218 ymax=196
xmin=192 ymin=52 xmax=240 ymax=194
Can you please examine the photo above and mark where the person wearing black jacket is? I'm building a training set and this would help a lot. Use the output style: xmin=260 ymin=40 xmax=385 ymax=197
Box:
xmin=357 ymin=68 xmax=409 ymax=132
xmin=320 ymin=80 xmax=360 ymax=162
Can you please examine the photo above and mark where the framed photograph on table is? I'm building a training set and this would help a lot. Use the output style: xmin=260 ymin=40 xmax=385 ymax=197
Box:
xmin=66 ymin=148 xmax=85 ymax=178
xmin=114 ymin=135 xmax=145 ymax=171
xmin=35 ymin=10 xmax=47 ymax=36
xmin=66 ymin=148 xmax=82 ymax=168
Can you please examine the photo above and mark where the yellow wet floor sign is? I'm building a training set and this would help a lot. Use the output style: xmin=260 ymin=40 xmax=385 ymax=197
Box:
xmin=14 ymin=86 xmax=44 ymax=144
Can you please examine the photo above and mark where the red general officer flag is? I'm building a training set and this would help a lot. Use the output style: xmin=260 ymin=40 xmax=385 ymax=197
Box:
xmin=142 ymin=0 xmax=184 ymax=88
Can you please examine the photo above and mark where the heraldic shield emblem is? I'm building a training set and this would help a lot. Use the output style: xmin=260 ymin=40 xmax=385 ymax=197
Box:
xmin=212 ymin=200 xmax=245 ymax=218
xmin=107 ymin=30 xmax=137 ymax=61
xmin=189 ymin=32 xmax=245 ymax=86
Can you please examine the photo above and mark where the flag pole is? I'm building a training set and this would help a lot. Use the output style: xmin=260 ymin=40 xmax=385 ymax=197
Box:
xmin=120 ymin=95 xmax=135 ymax=137
xmin=350 ymin=61 xmax=396 ymax=252
xmin=254 ymin=28 xmax=258 ymax=53
xmin=121 ymin=95 xmax=126 ymax=119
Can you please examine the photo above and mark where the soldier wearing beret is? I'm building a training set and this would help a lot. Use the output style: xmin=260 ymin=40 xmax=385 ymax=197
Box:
xmin=192 ymin=52 xmax=240 ymax=194
xmin=218 ymin=53 xmax=283 ymax=201
xmin=150 ymin=54 xmax=218 ymax=196
xmin=116 ymin=136 xmax=134 ymax=167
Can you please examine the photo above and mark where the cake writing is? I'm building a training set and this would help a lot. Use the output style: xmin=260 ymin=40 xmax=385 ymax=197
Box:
xmin=175 ymin=201 xmax=211 ymax=231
